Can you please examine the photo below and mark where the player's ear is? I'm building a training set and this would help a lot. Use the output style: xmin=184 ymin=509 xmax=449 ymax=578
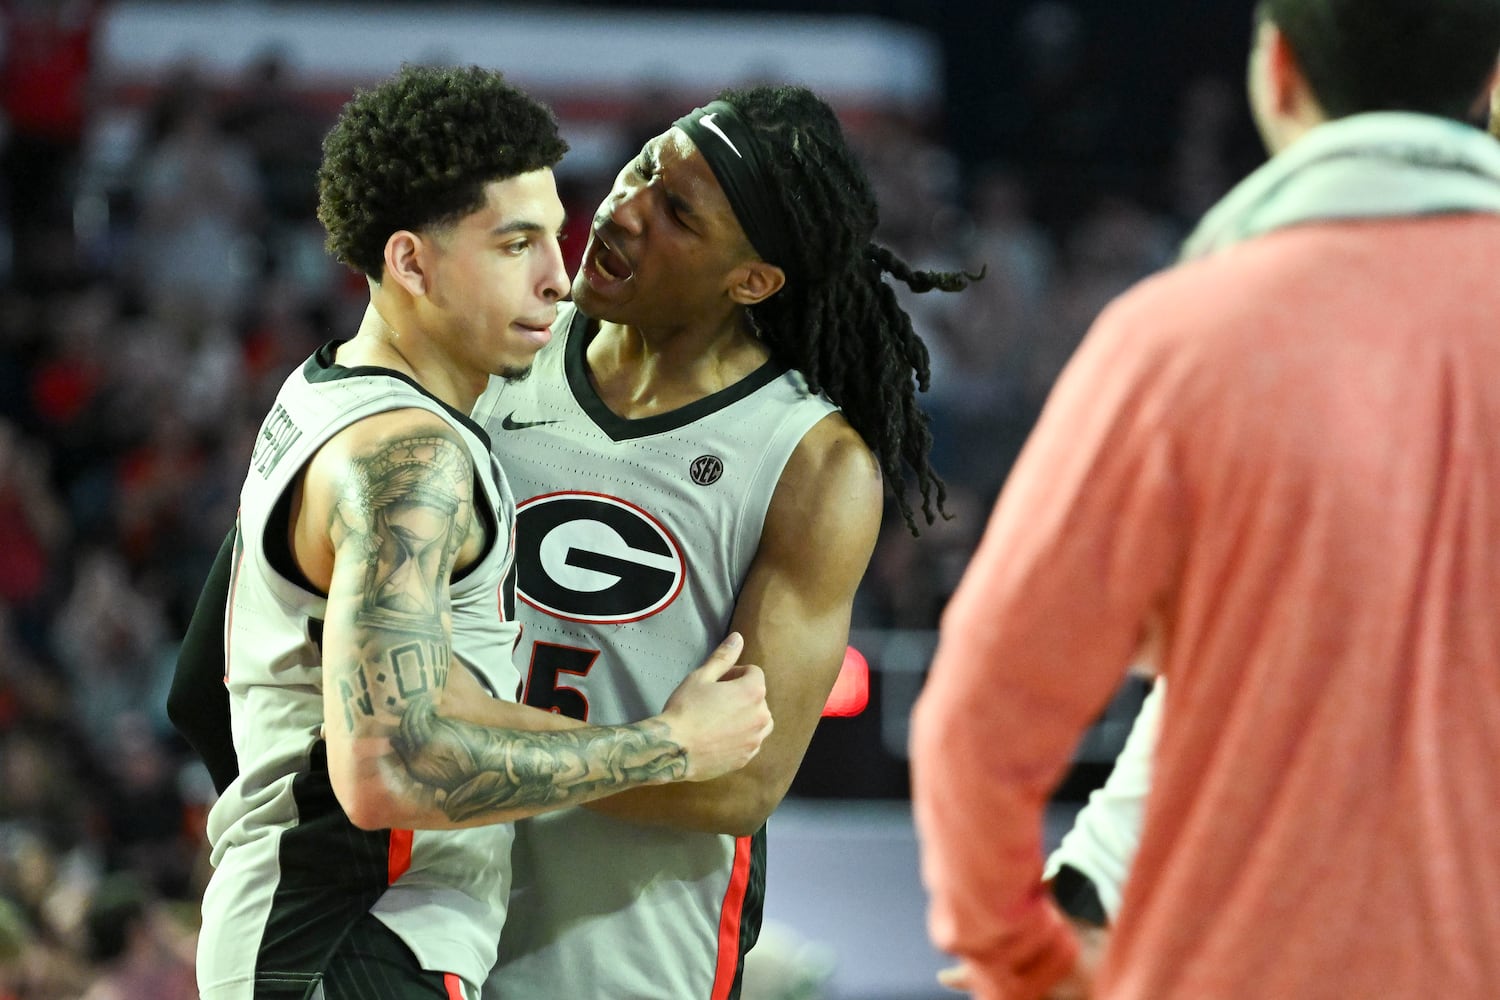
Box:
xmin=383 ymin=230 xmax=430 ymax=297
xmin=728 ymin=260 xmax=786 ymax=307
xmin=1482 ymin=65 xmax=1499 ymax=137
xmin=1264 ymin=20 xmax=1311 ymax=116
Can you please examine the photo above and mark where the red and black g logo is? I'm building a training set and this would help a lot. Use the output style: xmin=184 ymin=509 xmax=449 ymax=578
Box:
xmin=514 ymin=492 xmax=685 ymax=623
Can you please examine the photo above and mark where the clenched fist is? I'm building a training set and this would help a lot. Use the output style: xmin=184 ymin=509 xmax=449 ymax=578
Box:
xmin=658 ymin=633 xmax=775 ymax=782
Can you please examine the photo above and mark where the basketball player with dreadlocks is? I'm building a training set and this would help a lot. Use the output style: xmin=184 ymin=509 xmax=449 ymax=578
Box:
xmin=172 ymin=65 xmax=773 ymax=999
xmin=170 ymin=82 xmax=973 ymax=997
xmin=474 ymin=84 xmax=975 ymax=1000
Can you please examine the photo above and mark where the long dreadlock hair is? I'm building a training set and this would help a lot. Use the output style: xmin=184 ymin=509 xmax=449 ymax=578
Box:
xmin=722 ymin=84 xmax=979 ymax=535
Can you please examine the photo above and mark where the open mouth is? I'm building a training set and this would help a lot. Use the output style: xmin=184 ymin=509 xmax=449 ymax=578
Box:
xmin=590 ymin=229 xmax=634 ymax=282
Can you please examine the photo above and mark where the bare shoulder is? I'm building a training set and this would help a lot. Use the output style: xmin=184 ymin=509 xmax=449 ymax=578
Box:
xmin=764 ymin=411 xmax=883 ymax=561
xmin=295 ymin=407 xmax=478 ymax=589
xmin=307 ymin=407 xmax=473 ymax=510
xmin=323 ymin=406 xmax=468 ymax=459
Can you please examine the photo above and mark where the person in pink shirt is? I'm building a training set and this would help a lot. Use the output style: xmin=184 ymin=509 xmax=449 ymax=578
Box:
xmin=910 ymin=1 xmax=1500 ymax=998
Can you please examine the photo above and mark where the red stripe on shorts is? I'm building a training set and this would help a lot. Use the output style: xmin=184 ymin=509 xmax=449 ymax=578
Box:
xmin=387 ymin=828 xmax=414 ymax=884
xmin=443 ymin=972 xmax=464 ymax=1000
xmin=710 ymin=835 xmax=754 ymax=1000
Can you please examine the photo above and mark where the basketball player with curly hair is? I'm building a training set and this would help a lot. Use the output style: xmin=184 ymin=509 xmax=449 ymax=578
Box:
xmin=185 ymin=63 xmax=772 ymax=1000
xmin=174 ymin=77 xmax=974 ymax=999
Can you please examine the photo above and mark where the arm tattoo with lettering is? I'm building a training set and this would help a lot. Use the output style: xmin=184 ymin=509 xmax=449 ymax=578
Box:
xmin=328 ymin=431 xmax=473 ymax=733
xmin=326 ymin=425 xmax=686 ymax=821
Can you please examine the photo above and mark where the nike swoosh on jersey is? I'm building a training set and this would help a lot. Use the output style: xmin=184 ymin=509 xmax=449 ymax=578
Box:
xmin=501 ymin=412 xmax=561 ymax=431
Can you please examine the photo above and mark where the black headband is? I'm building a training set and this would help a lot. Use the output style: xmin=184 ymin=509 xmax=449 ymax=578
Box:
xmin=674 ymin=101 xmax=799 ymax=280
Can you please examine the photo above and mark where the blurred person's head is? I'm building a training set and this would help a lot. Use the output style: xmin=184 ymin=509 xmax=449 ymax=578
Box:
xmin=1249 ymin=0 xmax=1500 ymax=152
xmin=577 ymin=84 xmax=979 ymax=533
xmin=0 ymin=824 xmax=59 ymax=913
xmin=0 ymin=894 xmax=31 ymax=965
xmin=83 ymin=872 xmax=150 ymax=964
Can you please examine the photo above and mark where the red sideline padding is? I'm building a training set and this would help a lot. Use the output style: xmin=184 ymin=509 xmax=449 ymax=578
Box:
xmin=822 ymin=645 xmax=870 ymax=717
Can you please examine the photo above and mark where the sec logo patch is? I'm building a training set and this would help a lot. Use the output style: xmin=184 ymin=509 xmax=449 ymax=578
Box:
xmin=690 ymin=455 xmax=723 ymax=485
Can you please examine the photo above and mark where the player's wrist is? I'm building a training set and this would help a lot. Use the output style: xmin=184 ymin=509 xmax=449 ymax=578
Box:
xmin=633 ymin=716 xmax=690 ymax=783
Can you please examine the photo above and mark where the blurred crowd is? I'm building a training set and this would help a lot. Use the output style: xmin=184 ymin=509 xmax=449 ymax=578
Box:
xmin=0 ymin=0 xmax=1259 ymax=994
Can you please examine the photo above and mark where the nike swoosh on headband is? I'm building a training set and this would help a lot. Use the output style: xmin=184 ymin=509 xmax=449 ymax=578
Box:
xmin=699 ymin=113 xmax=743 ymax=158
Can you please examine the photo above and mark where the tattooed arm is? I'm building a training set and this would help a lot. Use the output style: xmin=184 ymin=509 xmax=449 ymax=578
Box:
xmin=298 ymin=409 xmax=773 ymax=831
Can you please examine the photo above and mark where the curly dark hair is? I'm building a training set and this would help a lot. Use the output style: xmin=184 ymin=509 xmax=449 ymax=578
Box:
xmin=721 ymin=84 xmax=979 ymax=535
xmin=317 ymin=63 xmax=569 ymax=280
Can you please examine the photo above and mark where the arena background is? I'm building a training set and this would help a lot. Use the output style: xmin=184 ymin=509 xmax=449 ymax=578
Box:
xmin=0 ymin=1 xmax=1260 ymax=996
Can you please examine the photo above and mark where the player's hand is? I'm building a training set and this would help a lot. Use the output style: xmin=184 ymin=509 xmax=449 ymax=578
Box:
xmin=658 ymin=632 xmax=774 ymax=782
xmin=936 ymin=961 xmax=973 ymax=992
xmin=935 ymin=919 xmax=1104 ymax=999
xmin=935 ymin=958 xmax=1095 ymax=999
xmin=1040 ymin=919 xmax=1104 ymax=999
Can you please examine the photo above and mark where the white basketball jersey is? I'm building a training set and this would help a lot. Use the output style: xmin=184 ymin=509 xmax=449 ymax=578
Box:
xmin=472 ymin=304 xmax=837 ymax=999
xmin=197 ymin=344 xmax=521 ymax=998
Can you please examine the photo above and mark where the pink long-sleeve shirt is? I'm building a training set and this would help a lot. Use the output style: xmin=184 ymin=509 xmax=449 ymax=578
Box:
xmin=912 ymin=214 xmax=1500 ymax=1000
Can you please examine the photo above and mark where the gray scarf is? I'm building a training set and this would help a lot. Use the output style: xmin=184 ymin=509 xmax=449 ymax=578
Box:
xmin=1180 ymin=111 xmax=1500 ymax=262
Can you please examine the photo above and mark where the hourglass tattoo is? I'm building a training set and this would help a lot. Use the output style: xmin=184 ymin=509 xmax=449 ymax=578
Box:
xmin=326 ymin=428 xmax=689 ymax=822
xmin=330 ymin=432 xmax=472 ymax=735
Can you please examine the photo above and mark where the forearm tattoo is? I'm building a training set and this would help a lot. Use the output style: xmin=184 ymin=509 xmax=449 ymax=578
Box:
xmin=327 ymin=428 xmax=687 ymax=822
xmin=393 ymin=699 xmax=687 ymax=821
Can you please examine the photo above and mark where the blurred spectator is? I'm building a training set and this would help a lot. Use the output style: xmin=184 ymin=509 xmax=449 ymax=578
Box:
xmin=97 ymin=713 xmax=195 ymax=898
xmin=857 ymin=109 xmax=967 ymax=266
xmin=113 ymin=407 xmax=206 ymax=574
xmin=0 ymin=894 xmax=29 ymax=1000
xmin=219 ymin=47 xmax=328 ymax=231
xmin=0 ymin=290 xmax=38 ymax=428
xmin=0 ymin=0 xmax=111 ymax=288
xmin=77 ymin=872 xmax=195 ymax=1000
xmin=127 ymin=64 xmax=264 ymax=328
xmin=925 ymin=164 xmax=1055 ymax=495
xmin=1166 ymin=75 xmax=1254 ymax=225
xmin=49 ymin=547 xmax=172 ymax=748
xmin=0 ymin=889 xmax=91 ymax=1000
xmin=0 ymin=604 xmax=73 ymax=736
xmin=0 ymin=726 xmax=95 ymax=854
xmin=1006 ymin=1 xmax=1120 ymax=235
xmin=854 ymin=485 xmax=989 ymax=630
xmin=237 ymin=281 xmax=328 ymax=405
xmin=0 ymin=420 xmax=69 ymax=633
xmin=25 ymin=284 xmax=113 ymax=469
xmin=1028 ymin=195 xmax=1176 ymax=400
xmin=219 ymin=48 xmax=340 ymax=303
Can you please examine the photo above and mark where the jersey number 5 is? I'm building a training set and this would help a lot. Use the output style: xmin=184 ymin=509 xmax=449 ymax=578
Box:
xmin=521 ymin=641 xmax=598 ymax=721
